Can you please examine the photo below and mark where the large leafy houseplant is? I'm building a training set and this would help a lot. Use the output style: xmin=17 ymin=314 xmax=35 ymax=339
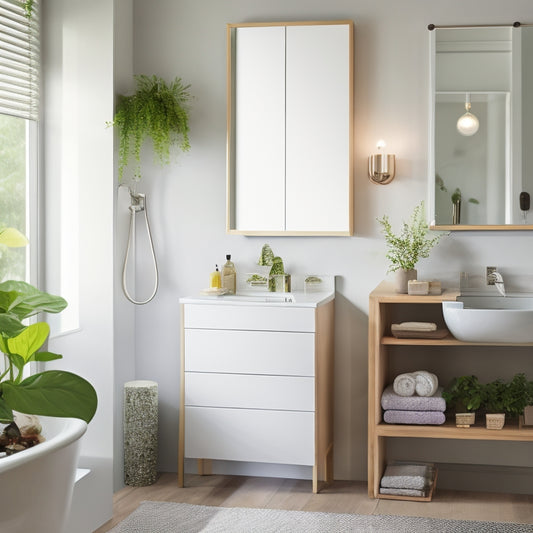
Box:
xmin=0 ymin=228 xmax=97 ymax=430
xmin=109 ymin=74 xmax=192 ymax=181
xmin=377 ymin=201 xmax=445 ymax=273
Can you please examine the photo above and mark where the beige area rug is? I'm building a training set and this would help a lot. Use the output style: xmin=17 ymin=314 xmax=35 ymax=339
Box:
xmin=109 ymin=501 xmax=533 ymax=532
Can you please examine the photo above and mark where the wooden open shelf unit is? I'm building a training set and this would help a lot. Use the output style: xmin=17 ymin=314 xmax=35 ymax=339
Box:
xmin=368 ymin=281 xmax=533 ymax=500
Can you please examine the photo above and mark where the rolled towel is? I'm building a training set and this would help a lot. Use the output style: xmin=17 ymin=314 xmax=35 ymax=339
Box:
xmin=384 ymin=409 xmax=446 ymax=425
xmin=415 ymin=371 xmax=439 ymax=397
xmin=393 ymin=373 xmax=416 ymax=397
xmin=381 ymin=385 xmax=446 ymax=412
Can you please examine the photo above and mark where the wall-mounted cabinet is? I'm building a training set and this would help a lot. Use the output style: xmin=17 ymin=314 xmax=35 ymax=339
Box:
xmin=226 ymin=21 xmax=354 ymax=235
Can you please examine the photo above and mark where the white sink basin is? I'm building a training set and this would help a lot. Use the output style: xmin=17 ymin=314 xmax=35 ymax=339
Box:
xmin=442 ymin=295 xmax=533 ymax=343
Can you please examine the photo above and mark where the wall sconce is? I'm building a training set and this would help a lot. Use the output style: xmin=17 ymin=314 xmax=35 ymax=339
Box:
xmin=457 ymin=93 xmax=479 ymax=136
xmin=368 ymin=140 xmax=396 ymax=185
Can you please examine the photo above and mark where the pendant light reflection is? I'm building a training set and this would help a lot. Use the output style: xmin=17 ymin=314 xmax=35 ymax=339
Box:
xmin=457 ymin=93 xmax=479 ymax=136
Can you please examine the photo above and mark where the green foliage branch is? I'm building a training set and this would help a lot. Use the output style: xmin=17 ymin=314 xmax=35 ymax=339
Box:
xmin=377 ymin=201 xmax=446 ymax=273
xmin=442 ymin=375 xmax=483 ymax=413
xmin=109 ymin=75 xmax=192 ymax=182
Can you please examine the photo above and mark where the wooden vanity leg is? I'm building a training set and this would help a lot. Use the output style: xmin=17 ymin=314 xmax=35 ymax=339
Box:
xmin=197 ymin=458 xmax=212 ymax=476
xmin=312 ymin=465 xmax=318 ymax=493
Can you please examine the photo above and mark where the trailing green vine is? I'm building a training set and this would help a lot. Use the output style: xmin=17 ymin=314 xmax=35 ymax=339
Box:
xmin=109 ymin=75 xmax=192 ymax=181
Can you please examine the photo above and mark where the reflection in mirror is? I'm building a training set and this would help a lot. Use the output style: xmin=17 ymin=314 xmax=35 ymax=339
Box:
xmin=429 ymin=25 xmax=533 ymax=229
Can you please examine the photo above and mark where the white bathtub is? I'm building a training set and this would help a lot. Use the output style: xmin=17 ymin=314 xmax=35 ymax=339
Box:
xmin=0 ymin=416 xmax=87 ymax=533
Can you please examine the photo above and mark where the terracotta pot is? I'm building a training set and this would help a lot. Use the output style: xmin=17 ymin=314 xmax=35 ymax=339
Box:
xmin=394 ymin=269 xmax=417 ymax=294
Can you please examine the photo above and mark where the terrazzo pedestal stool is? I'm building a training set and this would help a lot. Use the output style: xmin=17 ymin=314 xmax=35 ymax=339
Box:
xmin=124 ymin=380 xmax=158 ymax=486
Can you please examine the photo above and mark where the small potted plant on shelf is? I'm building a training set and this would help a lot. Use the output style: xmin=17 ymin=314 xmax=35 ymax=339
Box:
xmin=442 ymin=375 xmax=483 ymax=427
xmin=377 ymin=201 xmax=447 ymax=293
xmin=482 ymin=379 xmax=510 ymax=430
xmin=505 ymin=373 xmax=532 ymax=426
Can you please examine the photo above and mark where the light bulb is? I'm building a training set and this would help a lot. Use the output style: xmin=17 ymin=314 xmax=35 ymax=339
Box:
xmin=457 ymin=112 xmax=479 ymax=136
xmin=376 ymin=139 xmax=386 ymax=151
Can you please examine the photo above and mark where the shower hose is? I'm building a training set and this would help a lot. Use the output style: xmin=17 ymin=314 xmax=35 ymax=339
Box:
xmin=122 ymin=191 xmax=159 ymax=305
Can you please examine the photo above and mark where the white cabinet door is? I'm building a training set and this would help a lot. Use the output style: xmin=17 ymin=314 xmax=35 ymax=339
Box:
xmin=185 ymin=406 xmax=314 ymax=465
xmin=285 ymin=24 xmax=351 ymax=232
xmin=234 ymin=26 xmax=286 ymax=231
xmin=184 ymin=304 xmax=315 ymax=332
xmin=184 ymin=329 xmax=315 ymax=376
xmin=185 ymin=373 xmax=315 ymax=411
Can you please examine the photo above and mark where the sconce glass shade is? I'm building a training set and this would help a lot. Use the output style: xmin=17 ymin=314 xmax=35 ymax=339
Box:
xmin=369 ymin=153 xmax=396 ymax=184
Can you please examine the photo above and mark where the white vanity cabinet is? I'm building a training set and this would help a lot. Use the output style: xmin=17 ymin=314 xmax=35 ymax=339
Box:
xmin=178 ymin=295 xmax=334 ymax=493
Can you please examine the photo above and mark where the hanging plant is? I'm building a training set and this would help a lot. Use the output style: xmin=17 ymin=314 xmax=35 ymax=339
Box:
xmin=109 ymin=74 xmax=192 ymax=181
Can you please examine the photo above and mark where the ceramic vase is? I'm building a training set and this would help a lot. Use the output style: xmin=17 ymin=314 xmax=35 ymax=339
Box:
xmin=394 ymin=268 xmax=417 ymax=294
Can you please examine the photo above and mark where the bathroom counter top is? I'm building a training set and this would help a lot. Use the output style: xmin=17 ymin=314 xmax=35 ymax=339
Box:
xmin=180 ymin=290 xmax=334 ymax=308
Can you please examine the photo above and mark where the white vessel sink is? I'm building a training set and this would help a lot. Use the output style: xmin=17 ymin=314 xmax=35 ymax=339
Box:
xmin=442 ymin=295 xmax=533 ymax=343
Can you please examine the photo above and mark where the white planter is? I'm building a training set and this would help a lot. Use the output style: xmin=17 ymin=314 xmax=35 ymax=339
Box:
xmin=455 ymin=412 xmax=475 ymax=427
xmin=486 ymin=413 xmax=505 ymax=430
xmin=0 ymin=416 xmax=87 ymax=533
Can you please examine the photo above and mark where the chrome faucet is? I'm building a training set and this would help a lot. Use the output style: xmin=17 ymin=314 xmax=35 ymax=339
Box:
xmin=486 ymin=266 xmax=506 ymax=296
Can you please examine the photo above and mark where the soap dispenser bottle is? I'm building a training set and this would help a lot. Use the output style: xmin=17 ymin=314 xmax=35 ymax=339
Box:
xmin=209 ymin=265 xmax=221 ymax=289
xmin=221 ymin=254 xmax=236 ymax=294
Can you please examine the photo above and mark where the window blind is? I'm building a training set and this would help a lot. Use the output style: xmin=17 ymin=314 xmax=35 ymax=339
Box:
xmin=0 ymin=0 xmax=39 ymax=121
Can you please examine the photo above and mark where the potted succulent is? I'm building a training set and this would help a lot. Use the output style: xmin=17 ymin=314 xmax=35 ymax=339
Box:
xmin=108 ymin=74 xmax=192 ymax=182
xmin=482 ymin=379 xmax=509 ymax=430
xmin=377 ymin=201 xmax=446 ymax=293
xmin=0 ymin=227 xmax=97 ymax=451
xmin=442 ymin=375 xmax=483 ymax=427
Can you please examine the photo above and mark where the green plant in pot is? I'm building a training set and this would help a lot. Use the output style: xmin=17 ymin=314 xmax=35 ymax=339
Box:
xmin=482 ymin=379 xmax=509 ymax=430
xmin=377 ymin=201 xmax=446 ymax=293
xmin=0 ymin=228 xmax=97 ymax=454
xmin=505 ymin=373 xmax=532 ymax=423
xmin=442 ymin=375 xmax=483 ymax=427
xmin=108 ymin=74 xmax=192 ymax=182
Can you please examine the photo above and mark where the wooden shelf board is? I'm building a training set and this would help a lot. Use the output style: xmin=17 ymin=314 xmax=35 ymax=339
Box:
xmin=381 ymin=335 xmax=533 ymax=347
xmin=376 ymin=420 xmax=533 ymax=442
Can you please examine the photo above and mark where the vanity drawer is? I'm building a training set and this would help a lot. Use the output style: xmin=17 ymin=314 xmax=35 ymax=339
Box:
xmin=185 ymin=406 xmax=314 ymax=465
xmin=184 ymin=329 xmax=315 ymax=376
xmin=185 ymin=373 xmax=314 ymax=411
xmin=183 ymin=303 xmax=315 ymax=332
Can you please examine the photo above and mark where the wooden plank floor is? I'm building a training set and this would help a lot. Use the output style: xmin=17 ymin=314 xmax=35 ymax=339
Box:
xmin=94 ymin=473 xmax=533 ymax=532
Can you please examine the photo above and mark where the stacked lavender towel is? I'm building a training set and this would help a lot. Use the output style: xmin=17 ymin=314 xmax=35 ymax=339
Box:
xmin=381 ymin=384 xmax=446 ymax=425
xmin=380 ymin=461 xmax=435 ymax=497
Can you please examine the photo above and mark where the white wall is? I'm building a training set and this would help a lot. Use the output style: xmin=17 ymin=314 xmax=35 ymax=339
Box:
xmin=43 ymin=0 xmax=117 ymax=528
xmin=127 ymin=0 xmax=533 ymax=489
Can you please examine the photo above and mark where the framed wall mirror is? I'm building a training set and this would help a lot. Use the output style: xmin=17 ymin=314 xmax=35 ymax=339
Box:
xmin=428 ymin=24 xmax=533 ymax=230
xmin=226 ymin=21 xmax=354 ymax=236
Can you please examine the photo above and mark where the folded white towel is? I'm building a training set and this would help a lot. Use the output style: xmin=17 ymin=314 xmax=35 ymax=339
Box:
xmin=415 ymin=371 xmax=439 ymax=397
xmin=393 ymin=373 xmax=416 ymax=397
xmin=391 ymin=322 xmax=437 ymax=332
